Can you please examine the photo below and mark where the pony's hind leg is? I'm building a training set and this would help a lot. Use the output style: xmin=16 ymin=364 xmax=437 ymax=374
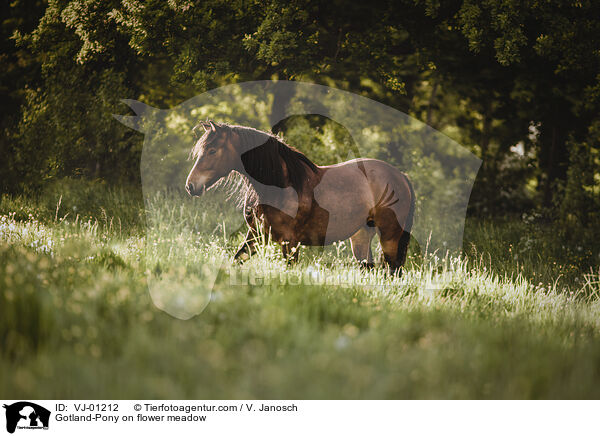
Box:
xmin=373 ymin=176 xmax=414 ymax=276
xmin=375 ymin=210 xmax=407 ymax=276
xmin=350 ymin=227 xmax=376 ymax=268
xmin=396 ymin=227 xmax=411 ymax=270
xmin=379 ymin=234 xmax=404 ymax=276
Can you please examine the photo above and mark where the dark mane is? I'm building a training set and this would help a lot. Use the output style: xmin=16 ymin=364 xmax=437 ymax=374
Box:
xmin=230 ymin=125 xmax=318 ymax=192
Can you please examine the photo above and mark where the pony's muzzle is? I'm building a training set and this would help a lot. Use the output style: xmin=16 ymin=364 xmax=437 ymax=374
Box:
xmin=185 ymin=181 xmax=207 ymax=197
xmin=186 ymin=182 xmax=194 ymax=196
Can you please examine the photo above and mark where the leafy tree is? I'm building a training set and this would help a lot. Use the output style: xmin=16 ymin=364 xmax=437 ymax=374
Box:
xmin=0 ymin=0 xmax=46 ymax=193
xmin=3 ymin=0 xmax=600 ymax=222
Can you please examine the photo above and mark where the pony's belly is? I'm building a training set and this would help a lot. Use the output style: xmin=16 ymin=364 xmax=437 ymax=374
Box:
xmin=296 ymin=210 xmax=367 ymax=246
xmin=262 ymin=205 xmax=365 ymax=246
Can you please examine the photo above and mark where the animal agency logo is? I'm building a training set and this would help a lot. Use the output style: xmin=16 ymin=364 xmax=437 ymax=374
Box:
xmin=3 ymin=402 xmax=50 ymax=433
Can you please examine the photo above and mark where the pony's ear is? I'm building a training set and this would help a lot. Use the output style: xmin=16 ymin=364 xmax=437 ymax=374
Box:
xmin=192 ymin=124 xmax=205 ymax=139
xmin=199 ymin=120 xmax=212 ymax=132
xmin=208 ymin=120 xmax=218 ymax=132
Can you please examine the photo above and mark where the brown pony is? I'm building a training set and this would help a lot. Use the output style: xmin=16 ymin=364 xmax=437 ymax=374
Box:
xmin=186 ymin=121 xmax=415 ymax=275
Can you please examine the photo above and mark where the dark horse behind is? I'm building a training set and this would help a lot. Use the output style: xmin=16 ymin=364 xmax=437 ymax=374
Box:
xmin=186 ymin=121 xmax=415 ymax=275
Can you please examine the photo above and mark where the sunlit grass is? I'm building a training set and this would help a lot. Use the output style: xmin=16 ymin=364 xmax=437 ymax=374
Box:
xmin=1 ymin=183 xmax=600 ymax=398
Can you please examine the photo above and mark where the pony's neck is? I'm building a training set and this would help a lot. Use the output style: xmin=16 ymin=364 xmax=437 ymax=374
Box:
xmin=232 ymin=125 xmax=318 ymax=195
xmin=233 ymin=127 xmax=273 ymax=153
xmin=237 ymin=158 xmax=290 ymax=200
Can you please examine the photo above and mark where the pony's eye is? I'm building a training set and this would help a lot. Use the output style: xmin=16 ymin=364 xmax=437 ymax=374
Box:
xmin=207 ymin=149 xmax=217 ymax=155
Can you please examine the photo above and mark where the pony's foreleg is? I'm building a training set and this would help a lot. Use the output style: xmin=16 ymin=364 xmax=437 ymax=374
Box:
xmin=234 ymin=228 xmax=259 ymax=261
xmin=350 ymin=227 xmax=375 ymax=268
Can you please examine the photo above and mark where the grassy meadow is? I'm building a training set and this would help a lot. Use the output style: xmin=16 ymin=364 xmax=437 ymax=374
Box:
xmin=1 ymin=179 xmax=600 ymax=399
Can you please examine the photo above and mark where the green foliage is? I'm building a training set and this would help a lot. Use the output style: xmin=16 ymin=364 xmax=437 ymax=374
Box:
xmin=2 ymin=0 xmax=600 ymax=218
xmin=560 ymin=135 xmax=600 ymax=237
xmin=276 ymin=116 xmax=358 ymax=166
xmin=0 ymin=0 xmax=46 ymax=194
xmin=0 ymin=178 xmax=144 ymax=233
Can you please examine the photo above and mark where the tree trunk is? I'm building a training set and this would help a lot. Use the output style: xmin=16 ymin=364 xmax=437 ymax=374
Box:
xmin=426 ymin=81 xmax=439 ymax=127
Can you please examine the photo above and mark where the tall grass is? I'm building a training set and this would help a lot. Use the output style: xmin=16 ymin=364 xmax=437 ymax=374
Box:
xmin=1 ymin=179 xmax=600 ymax=398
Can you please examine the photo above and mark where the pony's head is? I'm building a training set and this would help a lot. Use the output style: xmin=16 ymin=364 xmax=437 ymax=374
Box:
xmin=185 ymin=121 xmax=241 ymax=196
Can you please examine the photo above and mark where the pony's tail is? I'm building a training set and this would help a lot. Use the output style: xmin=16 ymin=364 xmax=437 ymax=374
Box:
xmin=397 ymin=173 xmax=415 ymax=268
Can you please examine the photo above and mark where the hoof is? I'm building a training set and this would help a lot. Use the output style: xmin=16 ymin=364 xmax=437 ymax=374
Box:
xmin=388 ymin=267 xmax=403 ymax=278
xmin=234 ymin=251 xmax=250 ymax=262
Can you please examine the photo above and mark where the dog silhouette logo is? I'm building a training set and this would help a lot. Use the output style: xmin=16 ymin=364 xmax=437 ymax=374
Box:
xmin=116 ymin=80 xmax=481 ymax=319
xmin=3 ymin=402 xmax=50 ymax=433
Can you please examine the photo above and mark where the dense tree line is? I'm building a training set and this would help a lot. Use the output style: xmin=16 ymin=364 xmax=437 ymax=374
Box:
xmin=1 ymin=0 xmax=599 ymax=223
